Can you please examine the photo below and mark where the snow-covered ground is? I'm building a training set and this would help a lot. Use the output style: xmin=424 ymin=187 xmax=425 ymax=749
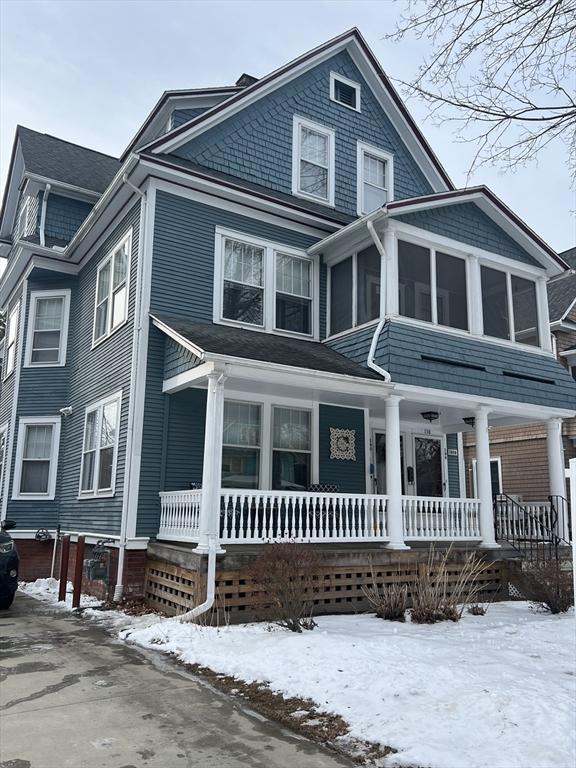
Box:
xmin=18 ymin=581 xmax=576 ymax=768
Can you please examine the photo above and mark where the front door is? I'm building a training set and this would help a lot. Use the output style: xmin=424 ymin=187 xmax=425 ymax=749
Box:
xmin=373 ymin=432 xmax=406 ymax=494
xmin=414 ymin=435 xmax=444 ymax=497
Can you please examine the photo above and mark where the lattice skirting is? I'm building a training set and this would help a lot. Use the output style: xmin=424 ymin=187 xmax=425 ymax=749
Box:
xmin=145 ymin=555 xmax=507 ymax=622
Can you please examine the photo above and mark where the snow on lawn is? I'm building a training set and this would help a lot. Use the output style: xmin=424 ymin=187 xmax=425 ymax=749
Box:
xmin=19 ymin=577 xmax=103 ymax=609
xmin=120 ymin=603 xmax=576 ymax=768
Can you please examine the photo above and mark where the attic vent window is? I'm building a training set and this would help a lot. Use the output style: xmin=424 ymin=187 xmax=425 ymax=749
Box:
xmin=330 ymin=73 xmax=360 ymax=112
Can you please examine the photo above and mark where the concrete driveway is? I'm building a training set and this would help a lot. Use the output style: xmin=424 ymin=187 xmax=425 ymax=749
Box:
xmin=0 ymin=594 xmax=351 ymax=768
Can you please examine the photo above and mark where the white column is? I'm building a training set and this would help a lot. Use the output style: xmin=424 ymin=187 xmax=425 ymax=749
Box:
xmin=537 ymin=277 xmax=552 ymax=353
xmin=475 ymin=407 xmax=499 ymax=548
xmin=385 ymin=396 xmax=409 ymax=549
xmin=195 ymin=371 xmax=226 ymax=554
xmin=384 ymin=226 xmax=398 ymax=317
xmin=547 ymin=417 xmax=568 ymax=539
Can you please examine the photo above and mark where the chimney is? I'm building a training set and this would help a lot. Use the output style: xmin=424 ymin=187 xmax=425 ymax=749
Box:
xmin=235 ymin=73 xmax=258 ymax=88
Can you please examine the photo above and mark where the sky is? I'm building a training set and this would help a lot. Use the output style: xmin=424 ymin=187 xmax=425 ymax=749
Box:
xmin=0 ymin=0 xmax=575 ymax=252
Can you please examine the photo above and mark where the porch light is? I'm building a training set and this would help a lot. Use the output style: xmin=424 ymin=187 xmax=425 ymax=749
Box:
xmin=420 ymin=411 xmax=439 ymax=422
xmin=463 ymin=417 xmax=476 ymax=427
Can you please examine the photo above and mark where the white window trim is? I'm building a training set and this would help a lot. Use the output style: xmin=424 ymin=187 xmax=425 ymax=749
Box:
xmin=328 ymin=247 xmax=383 ymax=336
xmin=24 ymin=289 xmax=71 ymax=368
xmin=17 ymin=197 xmax=30 ymax=239
xmin=12 ymin=416 xmax=61 ymax=501
xmin=480 ymin=264 xmax=540 ymax=347
xmin=3 ymin=301 xmax=21 ymax=381
xmin=213 ymin=227 xmax=319 ymax=340
xmin=330 ymin=72 xmax=361 ymax=112
xmin=356 ymin=142 xmax=394 ymax=215
xmin=78 ymin=390 xmax=122 ymax=499
xmin=222 ymin=399 xmax=263 ymax=489
xmin=92 ymin=230 xmax=132 ymax=348
xmin=291 ymin=115 xmax=335 ymax=207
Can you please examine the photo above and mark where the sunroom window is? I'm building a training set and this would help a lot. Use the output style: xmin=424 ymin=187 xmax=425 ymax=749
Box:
xmin=272 ymin=407 xmax=311 ymax=491
xmin=481 ymin=266 xmax=539 ymax=346
xmin=222 ymin=401 xmax=261 ymax=489
xmin=511 ymin=275 xmax=539 ymax=346
xmin=329 ymin=245 xmax=381 ymax=335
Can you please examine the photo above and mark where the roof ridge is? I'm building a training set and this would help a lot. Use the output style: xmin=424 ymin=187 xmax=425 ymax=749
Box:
xmin=17 ymin=125 xmax=119 ymax=162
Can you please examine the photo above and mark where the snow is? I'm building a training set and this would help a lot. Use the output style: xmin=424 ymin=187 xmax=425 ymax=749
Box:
xmin=19 ymin=580 xmax=576 ymax=768
xmin=19 ymin=578 xmax=103 ymax=609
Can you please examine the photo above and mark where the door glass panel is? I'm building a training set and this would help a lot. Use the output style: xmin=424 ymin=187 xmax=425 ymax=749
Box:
xmin=374 ymin=433 xmax=405 ymax=494
xmin=414 ymin=437 xmax=443 ymax=497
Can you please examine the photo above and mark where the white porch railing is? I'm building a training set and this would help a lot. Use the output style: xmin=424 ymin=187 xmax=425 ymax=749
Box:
xmin=158 ymin=489 xmax=202 ymax=542
xmin=402 ymin=496 xmax=481 ymax=539
xmin=494 ymin=500 xmax=556 ymax=541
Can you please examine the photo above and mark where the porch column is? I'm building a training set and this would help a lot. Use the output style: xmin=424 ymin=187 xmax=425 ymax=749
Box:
xmin=475 ymin=407 xmax=499 ymax=548
xmin=195 ymin=371 xmax=226 ymax=554
xmin=546 ymin=417 xmax=569 ymax=539
xmin=385 ymin=396 xmax=409 ymax=549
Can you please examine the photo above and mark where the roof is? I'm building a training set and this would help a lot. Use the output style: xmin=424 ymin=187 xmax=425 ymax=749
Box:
xmin=17 ymin=126 xmax=121 ymax=194
xmin=560 ymin=247 xmax=576 ymax=269
xmin=151 ymin=314 xmax=382 ymax=380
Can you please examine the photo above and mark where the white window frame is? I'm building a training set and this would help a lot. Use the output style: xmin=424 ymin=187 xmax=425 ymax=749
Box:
xmin=78 ymin=390 xmax=122 ymax=499
xmin=222 ymin=399 xmax=262 ymax=489
xmin=357 ymin=142 xmax=394 ymax=215
xmin=3 ymin=301 xmax=21 ymax=381
xmin=330 ymin=72 xmax=361 ymax=112
xmin=291 ymin=115 xmax=335 ymax=207
xmin=479 ymin=265 xmax=540 ymax=346
xmin=24 ymin=289 xmax=71 ymax=368
xmin=17 ymin=197 xmax=30 ymax=239
xmin=214 ymin=227 xmax=318 ymax=339
xmin=92 ymin=231 xmax=132 ymax=347
xmin=12 ymin=416 xmax=61 ymax=500
xmin=328 ymin=248 xmax=383 ymax=337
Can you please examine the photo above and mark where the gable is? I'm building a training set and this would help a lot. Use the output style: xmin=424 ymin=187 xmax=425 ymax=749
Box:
xmin=394 ymin=202 xmax=541 ymax=266
xmin=170 ymin=50 xmax=434 ymax=218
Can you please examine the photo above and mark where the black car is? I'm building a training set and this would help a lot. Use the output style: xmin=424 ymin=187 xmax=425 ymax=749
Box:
xmin=0 ymin=520 xmax=19 ymax=609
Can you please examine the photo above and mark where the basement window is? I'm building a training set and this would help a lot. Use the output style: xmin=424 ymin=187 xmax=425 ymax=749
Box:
xmin=330 ymin=73 xmax=361 ymax=112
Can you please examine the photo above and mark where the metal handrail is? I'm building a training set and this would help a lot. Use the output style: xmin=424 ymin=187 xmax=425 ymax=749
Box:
xmin=493 ymin=492 xmax=565 ymax=563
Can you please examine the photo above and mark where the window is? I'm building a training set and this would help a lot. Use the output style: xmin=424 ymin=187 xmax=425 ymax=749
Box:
xmin=472 ymin=457 xmax=502 ymax=497
xmin=80 ymin=392 xmax=121 ymax=496
xmin=330 ymin=72 xmax=361 ymax=111
xmin=93 ymin=233 xmax=131 ymax=344
xmin=398 ymin=240 xmax=468 ymax=331
xmin=222 ymin=401 xmax=261 ymax=489
xmin=3 ymin=302 xmax=20 ymax=379
xmin=329 ymin=245 xmax=381 ymax=335
xmin=25 ymin=290 xmax=70 ymax=367
xmin=292 ymin=116 xmax=335 ymax=206
xmin=13 ymin=417 xmax=60 ymax=499
xmin=272 ymin=407 xmax=311 ymax=491
xmin=357 ymin=143 xmax=393 ymax=214
xmin=216 ymin=229 xmax=315 ymax=337
xmin=481 ymin=266 xmax=539 ymax=346
xmin=16 ymin=197 xmax=30 ymax=238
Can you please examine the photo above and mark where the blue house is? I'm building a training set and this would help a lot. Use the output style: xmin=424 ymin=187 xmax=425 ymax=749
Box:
xmin=1 ymin=29 xmax=574 ymax=607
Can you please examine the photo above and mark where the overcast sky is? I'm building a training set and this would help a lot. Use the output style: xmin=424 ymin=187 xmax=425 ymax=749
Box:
xmin=1 ymin=0 xmax=574 ymax=252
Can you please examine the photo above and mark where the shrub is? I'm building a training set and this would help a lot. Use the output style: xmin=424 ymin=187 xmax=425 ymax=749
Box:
xmin=362 ymin=567 xmax=408 ymax=622
xmin=250 ymin=542 xmax=320 ymax=632
xmin=514 ymin=560 xmax=574 ymax=614
xmin=411 ymin=545 xmax=491 ymax=624
xmin=467 ymin=603 xmax=488 ymax=616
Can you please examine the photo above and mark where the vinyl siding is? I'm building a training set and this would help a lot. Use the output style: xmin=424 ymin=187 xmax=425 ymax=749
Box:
xmin=318 ymin=404 xmax=366 ymax=493
xmin=446 ymin=433 xmax=461 ymax=498
xmin=164 ymin=337 xmax=201 ymax=378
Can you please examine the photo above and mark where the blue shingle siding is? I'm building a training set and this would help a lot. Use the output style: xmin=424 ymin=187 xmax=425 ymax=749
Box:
xmin=327 ymin=320 xmax=576 ymax=409
xmin=446 ymin=433 xmax=461 ymax=498
xmin=394 ymin=203 xmax=539 ymax=266
xmin=164 ymin=337 xmax=201 ymax=378
xmin=44 ymin=194 xmax=93 ymax=244
xmin=318 ymin=404 xmax=366 ymax=493
xmin=171 ymin=108 xmax=208 ymax=130
xmin=151 ymin=190 xmax=318 ymax=320
xmin=172 ymin=51 xmax=433 ymax=217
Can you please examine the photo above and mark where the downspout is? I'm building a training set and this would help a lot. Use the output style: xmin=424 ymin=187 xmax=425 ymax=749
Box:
xmin=39 ymin=183 xmax=51 ymax=247
xmin=113 ymin=175 xmax=146 ymax=602
xmin=179 ymin=535 xmax=217 ymax=622
xmin=366 ymin=219 xmax=391 ymax=382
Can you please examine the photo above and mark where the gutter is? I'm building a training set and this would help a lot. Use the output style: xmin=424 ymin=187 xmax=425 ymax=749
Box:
xmin=366 ymin=219 xmax=392 ymax=382
xmin=39 ymin=183 xmax=51 ymax=247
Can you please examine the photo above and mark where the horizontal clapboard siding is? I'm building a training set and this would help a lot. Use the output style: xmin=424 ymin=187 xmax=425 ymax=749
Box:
xmin=446 ymin=433 xmax=461 ymax=498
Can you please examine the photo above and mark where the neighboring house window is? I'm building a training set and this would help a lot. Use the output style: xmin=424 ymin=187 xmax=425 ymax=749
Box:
xmin=93 ymin=233 xmax=131 ymax=344
xmin=12 ymin=416 xmax=61 ymax=500
xmin=398 ymin=240 xmax=468 ymax=331
xmin=329 ymin=245 xmax=381 ymax=335
xmin=222 ymin=401 xmax=261 ymax=489
xmin=272 ymin=407 xmax=311 ymax=491
xmin=3 ymin=302 xmax=20 ymax=379
xmin=25 ymin=290 xmax=71 ymax=367
xmin=357 ymin=143 xmax=393 ymax=214
xmin=79 ymin=391 xmax=122 ymax=497
xmin=480 ymin=266 xmax=539 ymax=346
xmin=472 ymin=457 xmax=502 ymax=497
xmin=292 ymin=116 xmax=335 ymax=206
xmin=330 ymin=72 xmax=361 ymax=111
xmin=216 ymin=229 xmax=315 ymax=337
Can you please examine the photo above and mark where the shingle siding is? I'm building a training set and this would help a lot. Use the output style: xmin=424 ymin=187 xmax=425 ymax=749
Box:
xmin=44 ymin=194 xmax=93 ymax=244
xmin=164 ymin=336 xmax=201 ymax=378
xmin=171 ymin=108 xmax=208 ymax=130
xmin=173 ymin=51 xmax=433 ymax=217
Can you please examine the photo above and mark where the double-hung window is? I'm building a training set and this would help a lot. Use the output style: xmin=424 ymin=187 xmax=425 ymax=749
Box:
xmin=13 ymin=417 xmax=61 ymax=499
xmin=222 ymin=401 xmax=261 ymax=489
xmin=292 ymin=116 xmax=335 ymax=206
xmin=272 ymin=407 xmax=311 ymax=491
xmin=275 ymin=253 xmax=312 ymax=335
xmin=223 ymin=238 xmax=265 ymax=326
xmin=25 ymin=290 xmax=70 ymax=367
xmin=80 ymin=392 xmax=121 ymax=497
xmin=357 ymin=143 xmax=393 ymax=214
xmin=93 ymin=233 xmax=131 ymax=344
xmin=3 ymin=302 xmax=20 ymax=379
xmin=480 ymin=266 xmax=539 ymax=346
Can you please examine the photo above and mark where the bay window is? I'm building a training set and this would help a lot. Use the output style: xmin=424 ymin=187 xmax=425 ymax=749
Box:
xmin=292 ymin=116 xmax=335 ymax=206
xmin=222 ymin=401 xmax=261 ymax=489
xmin=13 ymin=417 xmax=60 ymax=499
xmin=329 ymin=245 xmax=381 ymax=335
xmin=481 ymin=266 xmax=539 ymax=346
xmin=272 ymin=407 xmax=311 ymax=491
xmin=93 ymin=233 xmax=131 ymax=345
xmin=80 ymin=392 xmax=121 ymax=496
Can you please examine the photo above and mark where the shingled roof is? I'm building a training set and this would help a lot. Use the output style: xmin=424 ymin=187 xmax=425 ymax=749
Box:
xmin=548 ymin=247 xmax=576 ymax=322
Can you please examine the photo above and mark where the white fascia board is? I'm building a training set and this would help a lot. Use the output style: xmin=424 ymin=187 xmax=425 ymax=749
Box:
xmin=307 ymin=208 xmax=385 ymax=257
xmin=163 ymin=361 xmax=216 ymax=393
xmin=24 ymin=173 xmax=101 ymax=202
xmin=0 ymin=143 xmax=25 ymax=239
xmin=150 ymin=314 xmax=206 ymax=358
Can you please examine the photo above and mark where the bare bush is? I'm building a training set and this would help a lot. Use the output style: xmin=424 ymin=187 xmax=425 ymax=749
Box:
xmin=362 ymin=567 xmax=408 ymax=622
xmin=467 ymin=604 xmax=487 ymax=616
xmin=411 ymin=546 xmax=491 ymax=624
xmin=514 ymin=560 xmax=574 ymax=615
xmin=250 ymin=542 xmax=320 ymax=632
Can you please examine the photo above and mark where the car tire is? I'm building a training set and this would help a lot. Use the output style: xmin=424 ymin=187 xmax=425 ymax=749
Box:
xmin=0 ymin=595 xmax=15 ymax=609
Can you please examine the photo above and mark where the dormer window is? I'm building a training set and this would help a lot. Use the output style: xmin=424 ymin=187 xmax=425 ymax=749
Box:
xmin=357 ymin=143 xmax=393 ymax=215
xmin=330 ymin=73 xmax=361 ymax=112
xmin=292 ymin=116 xmax=335 ymax=206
